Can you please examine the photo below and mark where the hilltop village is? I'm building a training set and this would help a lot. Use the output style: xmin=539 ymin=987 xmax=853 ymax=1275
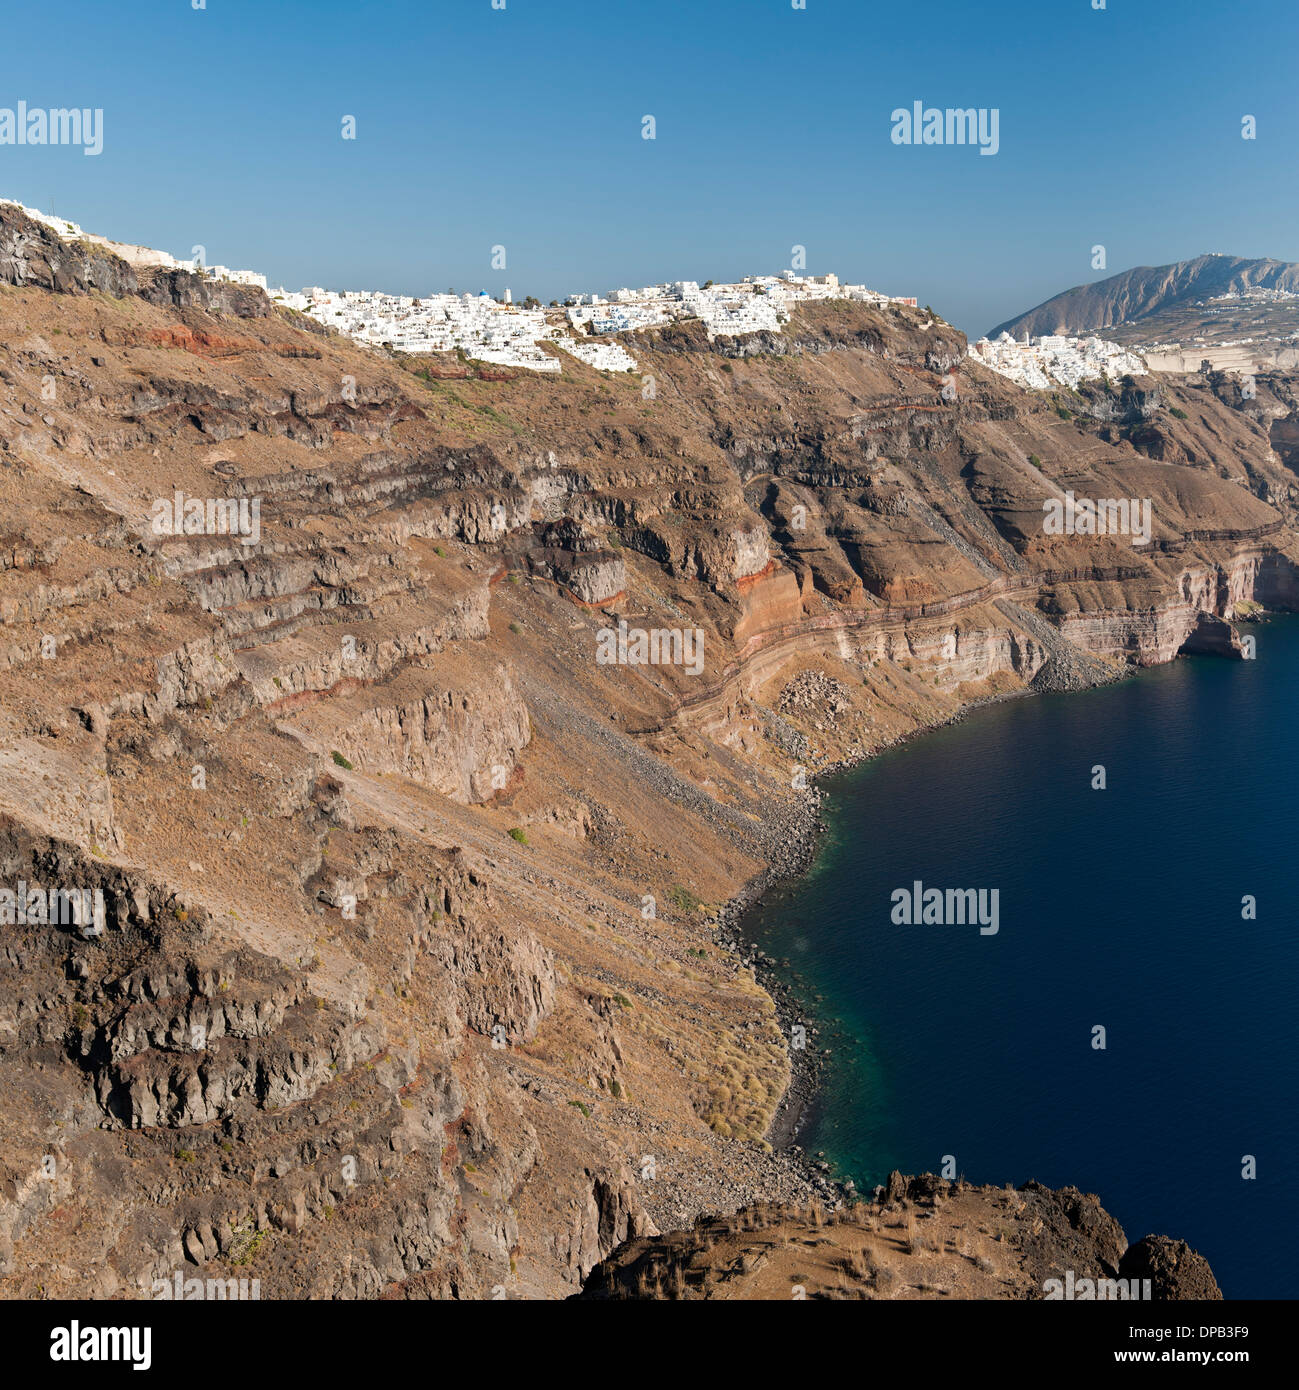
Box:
xmin=0 ymin=201 xmax=911 ymax=374
xmin=271 ymin=273 xmax=917 ymax=374
xmin=969 ymin=332 xmax=1148 ymax=390
xmin=3 ymin=197 xmax=1146 ymax=390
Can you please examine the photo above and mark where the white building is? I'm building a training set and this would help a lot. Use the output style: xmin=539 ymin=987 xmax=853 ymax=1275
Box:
xmin=4 ymin=201 xmax=926 ymax=376
xmin=557 ymin=337 xmax=639 ymax=372
xmin=971 ymin=331 xmax=1146 ymax=390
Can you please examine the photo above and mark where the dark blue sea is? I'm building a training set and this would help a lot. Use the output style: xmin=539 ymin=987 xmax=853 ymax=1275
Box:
xmin=740 ymin=619 xmax=1297 ymax=1298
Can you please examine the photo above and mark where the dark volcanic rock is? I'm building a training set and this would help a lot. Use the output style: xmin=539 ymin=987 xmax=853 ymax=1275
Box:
xmin=1014 ymin=1180 xmax=1128 ymax=1285
xmin=139 ymin=268 xmax=271 ymax=319
xmin=0 ymin=202 xmax=138 ymax=298
xmin=1120 ymin=1235 xmax=1223 ymax=1301
xmin=0 ymin=201 xmax=270 ymax=319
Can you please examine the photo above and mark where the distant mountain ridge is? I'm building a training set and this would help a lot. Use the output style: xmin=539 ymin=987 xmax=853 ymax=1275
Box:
xmin=990 ymin=255 xmax=1299 ymax=340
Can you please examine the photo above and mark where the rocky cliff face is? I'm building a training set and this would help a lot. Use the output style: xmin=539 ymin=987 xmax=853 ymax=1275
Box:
xmin=1 ymin=201 xmax=1286 ymax=1298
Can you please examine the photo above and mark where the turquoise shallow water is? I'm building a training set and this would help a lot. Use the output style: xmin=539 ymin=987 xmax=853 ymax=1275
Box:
xmin=739 ymin=619 xmax=1298 ymax=1298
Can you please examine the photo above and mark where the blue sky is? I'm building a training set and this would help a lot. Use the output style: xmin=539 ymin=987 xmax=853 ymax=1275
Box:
xmin=1 ymin=0 xmax=1296 ymax=335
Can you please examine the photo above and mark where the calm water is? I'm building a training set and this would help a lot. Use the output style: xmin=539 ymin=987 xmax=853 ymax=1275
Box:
xmin=741 ymin=618 xmax=1298 ymax=1299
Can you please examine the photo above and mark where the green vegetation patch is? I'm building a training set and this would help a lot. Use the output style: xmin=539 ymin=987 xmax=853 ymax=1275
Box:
xmin=668 ymin=883 xmax=704 ymax=915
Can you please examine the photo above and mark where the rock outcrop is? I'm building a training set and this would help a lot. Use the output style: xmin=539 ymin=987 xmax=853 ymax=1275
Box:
xmin=578 ymin=1174 xmax=1221 ymax=1300
xmin=1120 ymin=1235 xmax=1224 ymax=1301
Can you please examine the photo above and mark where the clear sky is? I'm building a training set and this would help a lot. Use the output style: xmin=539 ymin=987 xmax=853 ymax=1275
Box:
xmin=1 ymin=0 xmax=1296 ymax=336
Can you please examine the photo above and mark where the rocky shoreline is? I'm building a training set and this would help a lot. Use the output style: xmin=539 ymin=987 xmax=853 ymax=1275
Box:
xmin=717 ymin=654 xmax=1139 ymax=1201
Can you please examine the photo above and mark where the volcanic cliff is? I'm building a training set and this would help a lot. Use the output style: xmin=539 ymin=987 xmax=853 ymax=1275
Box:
xmin=1 ymin=202 xmax=1289 ymax=1298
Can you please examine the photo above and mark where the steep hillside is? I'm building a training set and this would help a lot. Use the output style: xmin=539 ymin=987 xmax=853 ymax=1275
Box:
xmin=0 ymin=202 xmax=1288 ymax=1298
